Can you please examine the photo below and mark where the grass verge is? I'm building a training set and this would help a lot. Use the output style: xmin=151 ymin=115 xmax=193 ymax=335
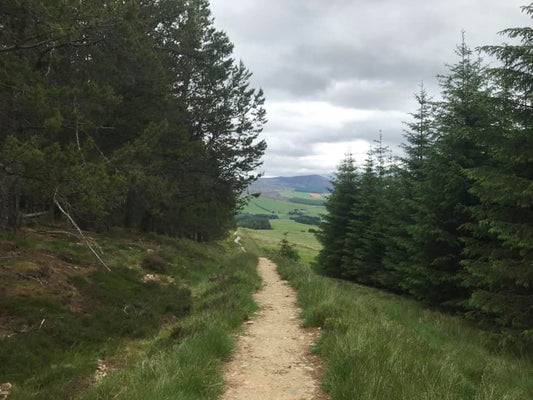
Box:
xmin=1 ymin=228 xmax=260 ymax=399
xmin=81 ymin=251 xmax=260 ymax=400
xmin=270 ymin=253 xmax=533 ymax=400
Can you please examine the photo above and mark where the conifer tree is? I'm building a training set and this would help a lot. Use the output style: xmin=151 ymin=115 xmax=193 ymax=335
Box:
xmin=316 ymin=153 xmax=359 ymax=277
xmin=401 ymin=84 xmax=435 ymax=182
xmin=404 ymin=37 xmax=493 ymax=306
xmin=376 ymin=164 xmax=407 ymax=291
xmin=342 ymin=152 xmax=380 ymax=284
xmin=382 ymin=85 xmax=436 ymax=292
xmin=314 ymin=13 xmax=532 ymax=345
xmin=342 ymin=136 xmax=391 ymax=286
xmin=0 ymin=0 xmax=266 ymax=239
xmin=462 ymin=6 xmax=533 ymax=337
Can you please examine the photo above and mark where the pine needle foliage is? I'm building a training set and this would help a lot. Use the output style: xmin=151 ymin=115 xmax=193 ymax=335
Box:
xmin=316 ymin=10 xmax=533 ymax=346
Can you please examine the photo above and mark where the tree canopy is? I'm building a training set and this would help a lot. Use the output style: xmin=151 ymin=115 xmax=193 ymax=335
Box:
xmin=0 ymin=0 xmax=266 ymax=240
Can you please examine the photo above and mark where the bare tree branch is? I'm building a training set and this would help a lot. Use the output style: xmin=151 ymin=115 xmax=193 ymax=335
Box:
xmin=53 ymin=190 xmax=110 ymax=271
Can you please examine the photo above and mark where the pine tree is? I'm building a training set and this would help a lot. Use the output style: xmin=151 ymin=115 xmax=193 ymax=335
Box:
xmin=462 ymin=6 xmax=533 ymax=338
xmin=382 ymin=85 xmax=436 ymax=293
xmin=342 ymin=136 xmax=391 ymax=286
xmin=342 ymin=152 xmax=380 ymax=284
xmin=404 ymin=36 xmax=493 ymax=306
xmin=0 ymin=0 xmax=266 ymax=239
xmin=401 ymin=84 xmax=436 ymax=182
xmin=316 ymin=154 xmax=359 ymax=277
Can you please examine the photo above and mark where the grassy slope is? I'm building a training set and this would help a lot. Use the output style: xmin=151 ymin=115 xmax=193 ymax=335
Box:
xmin=279 ymin=189 xmax=318 ymax=199
xmin=279 ymin=189 xmax=326 ymax=200
xmin=268 ymin=253 xmax=533 ymax=400
xmin=0 ymin=228 xmax=260 ymax=399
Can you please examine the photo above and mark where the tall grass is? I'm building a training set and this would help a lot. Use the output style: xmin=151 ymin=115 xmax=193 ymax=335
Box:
xmin=272 ymin=254 xmax=533 ymax=400
xmin=81 ymin=252 xmax=261 ymax=399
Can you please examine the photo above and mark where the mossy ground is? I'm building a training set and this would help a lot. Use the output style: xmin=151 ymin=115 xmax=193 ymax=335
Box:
xmin=0 ymin=227 xmax=260 ymax=399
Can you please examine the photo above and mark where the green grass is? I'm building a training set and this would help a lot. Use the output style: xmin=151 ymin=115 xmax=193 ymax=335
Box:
xmin=278 ymin=189 xmax=327 ymax=206
xmin=81 ymin=252 xmax=260 ymax=400
xmin=242 ymin=196 xmax=324 ymax=217
xmin=279 ymin=189 xmax=327 ymax=199
xmin=1 ymin=229 xmax=260 ymax=399
xmin=270 ymin=254 xmax=533 ymax=400
xmin=270 ymin=218 xmax=320 ymax=235
xmin=240 ymin=192 xmax=324 ymax=264
xmin=241 ymin=222 xmax=321 ymax=265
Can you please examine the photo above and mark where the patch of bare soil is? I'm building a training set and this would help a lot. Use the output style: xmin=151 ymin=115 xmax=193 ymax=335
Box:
xmin=221 ymin=258 xmax=328 ymax=400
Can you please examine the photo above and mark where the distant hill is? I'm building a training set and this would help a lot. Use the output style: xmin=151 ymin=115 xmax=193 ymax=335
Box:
xmin=248 ymin=174 xmax=331 ymax=195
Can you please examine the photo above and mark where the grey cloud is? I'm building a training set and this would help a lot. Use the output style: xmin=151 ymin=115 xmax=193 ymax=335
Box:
xmin=209 ymin=0 xmax=530 ymax=175
xmin=289 ymin=42 xmax=444 ymax=84
xmin=213 ymin=0 xmax=528 ymax=108
xmin=266 ymin=116 xmax=405 ymax=153
xmin=324 ymin=80 xmax=417 ymax=111
xmin=261 ymin=156 xmax=332 ymax=177
xmin=266 ymin=136 xmax=314 ymax=157
xmin=264 ymin=67 xmax=330 ymax=96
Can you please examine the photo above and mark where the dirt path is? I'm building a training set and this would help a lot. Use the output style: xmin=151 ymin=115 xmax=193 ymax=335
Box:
xmin=220 ymin=257 xmax=328 ymax=400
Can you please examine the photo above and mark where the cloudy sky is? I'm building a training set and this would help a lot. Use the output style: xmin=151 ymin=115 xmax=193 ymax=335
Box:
xmin=209 ymin=0 xmax=531 ymax=177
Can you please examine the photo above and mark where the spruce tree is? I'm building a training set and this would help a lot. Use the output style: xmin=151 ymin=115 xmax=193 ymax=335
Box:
xmin=401 ymin=84 xmax=435 ymax=182
xmin=378 ymin=163 xmax=411 ymax=292
xmin=382 ymin=85 xmax=435 ymax=293
xmin=404 ymin=37 xmax=493 ymax=306
xmin=342 ymin=152 xmax=380 ymax=284
xmin=462 ymin=6 xmax=533 ymax=338
xmin=342 ymin=137 xmax=391 ymax=286
xmin=316 ymin=153 xmax=359 ymax=277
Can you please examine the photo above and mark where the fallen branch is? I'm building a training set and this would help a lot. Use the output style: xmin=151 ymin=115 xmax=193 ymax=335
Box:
xmin=15 ymin=272 xmax=45 ymax=287
xmin=36 ymin=230 xmax=80 ymax=239
xmin=22 ymin=211 xmax=48 ymax=219
xmin=53 ymin=191 xmax=111 ymax=272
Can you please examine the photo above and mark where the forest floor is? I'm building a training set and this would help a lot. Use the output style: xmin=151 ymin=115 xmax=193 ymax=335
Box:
xmin=221 ymin=257 xmax=328 ymax=400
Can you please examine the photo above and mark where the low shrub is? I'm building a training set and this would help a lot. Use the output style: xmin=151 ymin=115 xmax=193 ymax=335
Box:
xmin=141 ymin=254 xmax=168 ymax=273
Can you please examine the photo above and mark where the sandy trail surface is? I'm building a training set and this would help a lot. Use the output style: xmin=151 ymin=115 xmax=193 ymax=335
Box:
xmin=220 ymin=257 xmax=328 ymax=400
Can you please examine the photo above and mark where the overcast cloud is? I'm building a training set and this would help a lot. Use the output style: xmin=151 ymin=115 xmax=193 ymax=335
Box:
xmin=209 ymin=0 xmax=531 ymax=177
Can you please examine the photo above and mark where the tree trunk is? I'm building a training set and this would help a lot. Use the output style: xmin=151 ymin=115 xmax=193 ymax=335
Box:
xmin=6 ymin=190 xmax=21 ymax=229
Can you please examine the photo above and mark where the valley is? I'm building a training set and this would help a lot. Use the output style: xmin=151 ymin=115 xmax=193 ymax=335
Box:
xmin=239 ymin=175 xmax=329 ymax=264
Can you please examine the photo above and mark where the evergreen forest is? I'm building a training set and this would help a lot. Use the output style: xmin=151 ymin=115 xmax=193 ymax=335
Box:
xmin=0 ymin=0 xmax=266 ymax=241
xmin=1 ymin=1 xmax=533 ymax=399
xmin=317 ymin=9 xmax=533 ymax=348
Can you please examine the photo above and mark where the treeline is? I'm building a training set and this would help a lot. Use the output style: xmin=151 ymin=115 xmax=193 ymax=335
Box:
xmin=317 ymin=10 xmax=532 ymax=346
xmin=236 ymin=213 xmax=276 ymax=230
xmin=290 ymin=215 xmax=321 ymax=226
xmin=0 ymin=0 xmax=266 ymax=241
xmin=289 ymin=197 xmax=326 ymax=206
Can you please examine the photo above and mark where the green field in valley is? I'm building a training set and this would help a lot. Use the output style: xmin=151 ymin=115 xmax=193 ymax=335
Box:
xmin=242 ymin=196 xmax=325 ymax=217
xmin=241 ymin=222 xmax=321 ymax=264
xmin=239 ymin=191 xmax=325 ymax=264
